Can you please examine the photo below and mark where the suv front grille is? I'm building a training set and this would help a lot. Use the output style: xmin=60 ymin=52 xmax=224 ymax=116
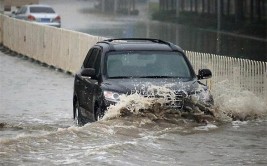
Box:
xmin=164 ymin=92 xmax=184 ymax=109
xmin=143 ymin=91 xmax=186 ymax=109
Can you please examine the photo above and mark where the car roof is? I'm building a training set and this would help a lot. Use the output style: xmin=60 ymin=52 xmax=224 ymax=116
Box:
xmin=25 ymin=4 xmax=53 ymax=8
xmin=97 ymin=38 xmax=184 ymax=52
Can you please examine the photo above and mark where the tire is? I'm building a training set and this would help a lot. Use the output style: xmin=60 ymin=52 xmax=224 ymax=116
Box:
xmin=74 ymin=101 xmax=86 ymax=126
xmin=94 ymin=103 xmax=105 ymax=121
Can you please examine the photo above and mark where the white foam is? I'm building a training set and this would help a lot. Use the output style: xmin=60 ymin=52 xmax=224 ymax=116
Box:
xmin=232 ymin=120 xmax=248 ymax=128
xmin=194 ymin=123 xmax=218 ymax=131
xmin=211 ymin=80 xmax=267 ymax=121
xmin=102 ymin=84 xmax=186 ymax=120
xmin=57 ymin=126 xmax=81 ymax=132
xmin=102 ymin=93 xmax=153 ymax=120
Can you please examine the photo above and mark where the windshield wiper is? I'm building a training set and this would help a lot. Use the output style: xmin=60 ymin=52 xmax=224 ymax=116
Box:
xmin=109 ymin=76 xmax=190 ymax=79
xmin=137 ymin=76 xmax=178 ymax=78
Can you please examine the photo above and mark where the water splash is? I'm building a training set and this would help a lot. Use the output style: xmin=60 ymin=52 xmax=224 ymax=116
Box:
xmin=102 ymin=84 xmax=215 ymax=123
xmin=211 ymin=80 xmax=267 ymax=121
xmin=102 ymin=81 xmax=267 ymax=123
xmin=193 ymin=123 xmax=218 ymax=131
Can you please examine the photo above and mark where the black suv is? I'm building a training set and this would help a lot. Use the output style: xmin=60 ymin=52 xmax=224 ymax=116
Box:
xmin=73 ymin=38 xmax=213 ymax=125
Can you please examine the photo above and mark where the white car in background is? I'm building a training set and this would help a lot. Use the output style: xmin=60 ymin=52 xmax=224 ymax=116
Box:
xmin=12 ymin=4 xmax=61 ymax=28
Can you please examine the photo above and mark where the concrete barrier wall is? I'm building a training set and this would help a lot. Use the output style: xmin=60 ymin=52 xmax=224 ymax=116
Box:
xmin=0 ymin=14 xmax=105 ymax=73
xmin=0 ymin=14 xmax=266 ymax=99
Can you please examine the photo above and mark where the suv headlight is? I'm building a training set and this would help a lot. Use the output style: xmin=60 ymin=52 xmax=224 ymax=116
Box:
xmin=104 ymin=91 xmax=121 ymax=103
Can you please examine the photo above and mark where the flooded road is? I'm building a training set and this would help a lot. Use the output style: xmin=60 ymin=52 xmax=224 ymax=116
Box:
xmin=1 ymin=51 xmax=267 ymax=165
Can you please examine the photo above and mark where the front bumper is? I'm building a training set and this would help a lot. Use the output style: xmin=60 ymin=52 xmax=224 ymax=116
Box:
xmin=104 ymin=99 xmax=117 ymax=108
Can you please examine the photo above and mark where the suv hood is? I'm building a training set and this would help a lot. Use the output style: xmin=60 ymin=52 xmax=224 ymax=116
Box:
xmin=101 ymin=78 xmax=199 ymax=95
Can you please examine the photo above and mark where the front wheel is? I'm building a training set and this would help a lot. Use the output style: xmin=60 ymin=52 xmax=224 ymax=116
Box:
xmin=74 ymin=101 xmax=86 ymax=126
xmin=94 ymin=103 xmax=105 ymax=121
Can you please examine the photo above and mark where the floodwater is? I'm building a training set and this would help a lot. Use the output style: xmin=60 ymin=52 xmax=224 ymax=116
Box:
xmin=1 ymin=0 xmax=267 ymax=165
xmin=1 ymin=48 xmax=267 ymax=165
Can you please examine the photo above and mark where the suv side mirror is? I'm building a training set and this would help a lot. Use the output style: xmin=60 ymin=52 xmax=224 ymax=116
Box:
xmin=197 ymin=69 xmax=212 ymax=80
xmin=12 ymin=11 xmax=17 ymax=15
xmin=81 ymin=68 xmax=96 ymax=77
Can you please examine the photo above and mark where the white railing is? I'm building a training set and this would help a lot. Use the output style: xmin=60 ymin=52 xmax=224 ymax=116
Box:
xmin=186 ymin=51 xmax=267 ymax=99
xmin=0 ymin=14 xmax=266 ymax=100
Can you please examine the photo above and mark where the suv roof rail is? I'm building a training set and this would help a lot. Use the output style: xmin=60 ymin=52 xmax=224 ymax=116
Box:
xmin=99 ymin=38 xmax=179 ymax=51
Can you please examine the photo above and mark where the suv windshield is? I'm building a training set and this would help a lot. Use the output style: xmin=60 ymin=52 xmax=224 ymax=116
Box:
xmin=30 ymin=7 xmax=55 ymax=13
xmin=106 ymin=51 xmax=193 ymax=79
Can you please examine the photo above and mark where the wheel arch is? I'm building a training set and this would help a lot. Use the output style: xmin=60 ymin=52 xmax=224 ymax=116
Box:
xmin=93 ymin=100 xmax=100 ymax=121
xmin=73 ymin=94 xmax=78 ymax=119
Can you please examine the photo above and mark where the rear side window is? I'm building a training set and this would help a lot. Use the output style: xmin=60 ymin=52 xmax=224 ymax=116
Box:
xmin=30 ymin=7 xmax=55 ymax=13
xmin=17 ymin=6 xmax=27 ymax=14
xmin=21 ymin=7 xmax=27 ymax=14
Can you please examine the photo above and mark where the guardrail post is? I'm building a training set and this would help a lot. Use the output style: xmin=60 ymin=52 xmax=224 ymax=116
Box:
xmin=233 ymin=66 xmax=240 ymax=88
xmin=264 ymin=66 xmax=267 ymax=103
xmin=0 ymin=14 xmax=3 ymax=44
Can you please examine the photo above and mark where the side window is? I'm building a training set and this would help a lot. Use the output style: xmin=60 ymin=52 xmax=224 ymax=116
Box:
xmin=16 ymin=7 xmax=23 ymax=14
xmin=21 ymin=7 xmax=27 ymax=14
xmin=82 ymin=49 xmax=92 ymax=67
xmin=84 ymin=48 xmax=99 ymax=68
xmin=94 ymin=53 xmax=101 ymax=75
xmin=17 ymin=7 xmax=27 ymax=14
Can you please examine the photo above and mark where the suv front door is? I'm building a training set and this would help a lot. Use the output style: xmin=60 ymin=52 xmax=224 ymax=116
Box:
xmin=79 ymin=47 xmax=102 ymax=120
